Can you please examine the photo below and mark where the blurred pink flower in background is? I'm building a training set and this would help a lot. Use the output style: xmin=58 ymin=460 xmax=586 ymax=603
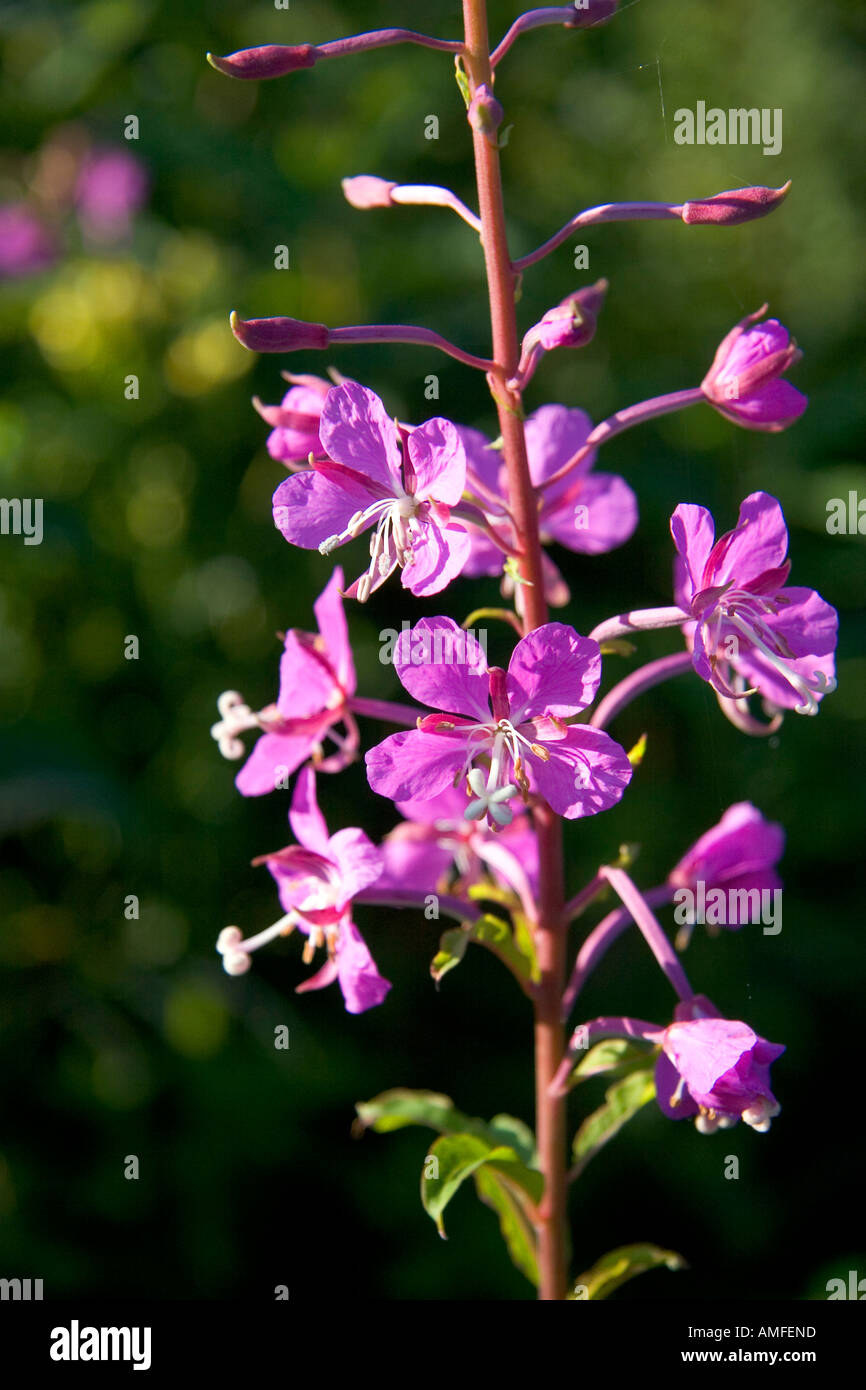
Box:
xmin=0 ymin=203 xmax=57 ymax=278
xmin=75 ymin=149 xmax=148 ymax=242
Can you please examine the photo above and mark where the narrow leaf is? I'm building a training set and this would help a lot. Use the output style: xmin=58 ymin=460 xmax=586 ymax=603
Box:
xmin=421 ymin=1133 xmax=515 ymax=1237
xmin=571 ymin=1068 xmax=656 ymax=1176
xmin=571 ymin=1038 xmax=654 ymax=1086
xmin=474 ymin=1165 xmax=540 ymax=1287
xmin=573 ymin=1243 xmax=687 ymax=1301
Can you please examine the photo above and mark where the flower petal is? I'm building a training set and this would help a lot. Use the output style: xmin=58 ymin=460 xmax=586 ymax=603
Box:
xmin=235 ymin=731 xmax=313 ymax=796
xmin=670 ymin=503 xmax=716 ymax=604
xmin=313 ymin=566 xmax=356 ymax=694
xmin=328 ymin=827 xmax=385 ymax=902
xmin=288 ymin=765 xmax=330 ymax=854
xmin=704 ymin=492 xmax=789 ymax=588
xmin=394 ymin=617 xmax=490 ymax=720
xmin=319 ymin=381 xmax=402 ymax=490
xmin=335 ymin=920 xmax=392 ymax=1013
xmin=366 ymin=729 xmax=468 ymax=803
xmin=402 ymin=520 xmax=472 ymax=597
xmin=277 ymin=630 xmax=342 ymax=718
xmin=406 ymin=417 xmax=467 ymax=504
xmin=527 ymin=725 xmax=632 ymax=819
xmin=524 ymin=404 xmax=595 ymax=488
xmin=507 ymin=623 xmax=601 ymax=722
xmin=273 ymin=468 xmax=379 ymax=549
xmin=542 ymin=471 xmax=638 ymax=555
xmin=713 ymin=379 xmax=807 ymax=432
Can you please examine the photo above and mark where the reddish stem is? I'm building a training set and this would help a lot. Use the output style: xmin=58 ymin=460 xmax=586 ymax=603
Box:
xmin=462 ymin=0 xmax=567 ymax=1302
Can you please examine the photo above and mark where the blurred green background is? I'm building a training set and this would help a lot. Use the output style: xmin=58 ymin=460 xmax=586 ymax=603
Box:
xmin=1 ymin=0 xmax=864 ymax=1300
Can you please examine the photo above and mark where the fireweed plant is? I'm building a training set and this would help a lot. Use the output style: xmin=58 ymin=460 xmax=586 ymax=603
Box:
xmin=206 ymin=2 xmax=838 ymax=1300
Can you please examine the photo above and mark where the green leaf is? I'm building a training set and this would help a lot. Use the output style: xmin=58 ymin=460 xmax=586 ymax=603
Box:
xmin=421 ymin=1133 xmax=514 ymax=1237
xmin=626 ymin=733 xmax=648 ymax=767
xmin=598 ymin=637 xmax=637 ymax=657
xmin=485 ymin=1113 xmax=537 ymax=1165
xmin=454 ymin=57 xmax=471 ymax=109
xmin=430 ymin=912 xmax=538 ymax=991
xmin=354 ymin=1090 xmax=537 ymax=1164
xmin=473 ymin=912 xmax=538 ymax=986
xmin=474 ymin=1164 xmax=539 ymax=1287
xmin=430 ymin=926 xmax=470 ymax=983
xmin=422 ymin=1132 xmax=543 ymax=1251
xmin=572 ymin=1243 xmax=687 ymax=1300
xmin=571 ymin=1039 xmax=654 ymax=1086
xmin=354 ymin=1088 xmax=476 ymax=1137
xmin=571 ymin=1068 xmax=656 ymax=1177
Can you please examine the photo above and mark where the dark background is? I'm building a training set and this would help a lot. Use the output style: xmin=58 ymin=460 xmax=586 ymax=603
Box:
xmin=0 ymin=0 xmax=864 ymax=1300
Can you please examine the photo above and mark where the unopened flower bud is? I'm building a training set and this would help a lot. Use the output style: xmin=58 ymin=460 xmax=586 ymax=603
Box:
xmin=341 ymin=175 xmax=399 ymax=210
xmin=207 ymin=45 xmax=318 ymax=80
xmin=468 ymin=84 xmax=504 ymax=138
xmin=564 ymin=0 xmax=619 ymax=28
xmin=681 ymin=181 xmax=791 ymax=227
xmin=230 ymin=311 xmax=329 ymax=353
xmin=538 ymin=279 xmax=607 ymax=350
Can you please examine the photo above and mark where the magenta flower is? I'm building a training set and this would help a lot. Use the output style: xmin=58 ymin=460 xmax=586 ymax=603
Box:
xmin=272 ymin=382 xmax=471 ymax=601
xmin=0 ymin=203 xmax=57 ymax=278
xmin=217 ymin=768 xmax=389 ymax=1013
xmin=75 ymin=150 xmax=148 ymax=242
xmin=379 ymin=784 xmax=539 ymax=905
xmin=671 ymin=491 xmax=837 ymax=713
xmin=366 ymin=618 xmax=632 ymax=822
xmin=461 ymin=404 xmax=637 ymax=604
xmin=513 ymin=281 xmax=608 ymax=391
xmin=210 ymin=567 xmax=358 ymax=794
xmin=701 ymin=307 xmax=807 ymax=432
xmin=669 ymin=802 xmax=784 ymax=903
xmin=253 ymin=373 xmax=331 ymax=465
xmin=655 ymin=998 xmax=784 ymax=1134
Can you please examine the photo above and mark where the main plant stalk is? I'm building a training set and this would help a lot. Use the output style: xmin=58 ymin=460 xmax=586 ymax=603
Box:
xmin=462 ymin=0 xmax=568 ymax=1302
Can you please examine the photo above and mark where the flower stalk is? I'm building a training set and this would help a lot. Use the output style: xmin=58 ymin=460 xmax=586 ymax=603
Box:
xmin=462 ymin=0 xmax=568 ymax=1302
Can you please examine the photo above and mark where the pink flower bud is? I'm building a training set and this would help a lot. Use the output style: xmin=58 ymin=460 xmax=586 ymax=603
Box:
xmin=701 ymin=306 xmax=806 ymax=431
xmin=530 ymin=279 xmax=608 ymax=352
xmin=468 ymin=84 xmax=504 ymax=137
xmin=681 ymin=181 xmax=791 ymax=227
xmin=206 ymin=45 xmax=318 ymax=80
xmin=564 ymin=0 xmax=619 ymax=28
xmin=341 ymin=176 xmax=398 ymax=210
xmin=230 ymin=312 xmax=329 ymax=353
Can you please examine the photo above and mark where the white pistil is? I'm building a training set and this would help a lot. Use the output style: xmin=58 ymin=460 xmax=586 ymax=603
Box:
xmin=210 ymin=690 xmax=263 ymax=760
xmin=216 ymin=913 xmax=297 ymax=975
xmin=459 ymin=718 xmax=542 ymax=825
xmin=464 ymin=767 xmax=519 ymax=826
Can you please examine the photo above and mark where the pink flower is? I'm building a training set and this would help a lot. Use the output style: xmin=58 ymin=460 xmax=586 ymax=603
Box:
xmin=272 ymin=382 xmax=471 ymax=601
xmin=655 ymin=998 xmax=784 ymax=1134
xmin=671 ymin=491 xmax=837 ymax=713
xmin=669 ymin=803 xmax=784 ymax=906
xmin=210 ymin=568 xmax=358 ymax=795
xmin=379 ymin=784 xmax=539 ymax=903
xmin=75 ymin=150 xmax=148 ymax=242
xmin=253 ymin=374 xmax=331 ymax=465
xmin=217 ymin=768 xmax=390 ymax=1013
xmin=701 ymin=307 xmax=807 ymax=432
xmin=365 ymin=618 xmax=632 ymax=822
xmin=461 ymin=404 xmax=637 ymax=605
xmin=0 ymin=204 xmax=57 ymax=278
